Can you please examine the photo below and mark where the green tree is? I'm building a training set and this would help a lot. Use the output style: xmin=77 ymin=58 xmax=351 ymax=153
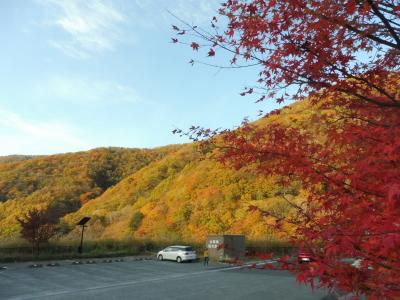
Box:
xmin=87 ymin=151 xmax=122 ymax=190
xmin=129 ymin=211 xmax=144 ymax=230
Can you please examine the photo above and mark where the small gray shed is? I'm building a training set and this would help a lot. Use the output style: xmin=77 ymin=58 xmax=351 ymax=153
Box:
xmin=206 ymin=234 xmax=245 ymax=260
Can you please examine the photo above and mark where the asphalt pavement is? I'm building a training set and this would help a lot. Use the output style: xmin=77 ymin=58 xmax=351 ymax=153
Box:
xmin=0 ymin=257 xmax=332 ymax=300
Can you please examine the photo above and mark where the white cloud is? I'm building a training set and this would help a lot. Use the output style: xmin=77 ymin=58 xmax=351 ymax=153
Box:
xmin=38 ymin=0 xmax=127 ymax=58
xmin=0 ymin=109 xmax=89 ymax=155
xmin=32 ymin=76 xmax=141 ymax=104
xmin=37 ymin=0 xmax=220 ymax=58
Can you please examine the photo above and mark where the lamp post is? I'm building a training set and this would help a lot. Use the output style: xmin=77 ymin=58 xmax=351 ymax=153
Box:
xmin=77 ymin=217 xmax=91 ymax=254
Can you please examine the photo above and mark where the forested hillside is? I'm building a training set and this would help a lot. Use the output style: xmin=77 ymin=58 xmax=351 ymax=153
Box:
xmin=0 ymin=155 xmax=39 ymax=164
xmin=0 ymin=100 xmax=320 ymax=243
xmin=0 ymin=146 xmax=180 ymax=241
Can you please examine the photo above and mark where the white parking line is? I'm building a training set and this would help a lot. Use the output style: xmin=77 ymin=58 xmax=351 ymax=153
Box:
xmin=9 ymin=265 xmax=247 ymax=300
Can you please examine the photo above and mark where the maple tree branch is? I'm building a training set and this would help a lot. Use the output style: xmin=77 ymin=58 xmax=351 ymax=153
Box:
xmin=379 ymin=1 xmax=398 ymax=10
xmin=293 ymin=69 xmax=400 ymax=108
xmin=312 ymin=10 xmax=400 ymax=50
xmin=168 ymin=10 xmax=270 ymax=67
xmin=339 ymin=230 xmax=400 ymax=237
xmin=338 ymin=87 xmax=400 ymax=108
xmin=280 ymin=193 xmax=312 ymax=222
xmin=367 ymin=0 xmax=400 ymax=47
xmin=211 ymin=137 xmax=384 ymax=199
xmin=251 ymin=204 xmax=308 ymax=227
xmin=317 ymin=170 xmax=385 ymax=198
xmin=190 ymin=59 xmax=262 ymax=69
xmin=172 ymin=8 xmax=400 ymax=111
xmin=329 ymin=112 xmax=391 ymax=128
xmin=289 ymin=35 xmax=399 ymax=104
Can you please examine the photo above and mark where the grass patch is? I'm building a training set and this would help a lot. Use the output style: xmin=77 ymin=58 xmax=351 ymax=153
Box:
xmin=0 ymin=239 xmax=293 ymax=262
xmin=0 ymin=239 xmax=204 ymax=262
xmin=0 ymin=240 xmax=142 ymax=262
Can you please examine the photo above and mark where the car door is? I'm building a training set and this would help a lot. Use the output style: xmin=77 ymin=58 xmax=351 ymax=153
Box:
xmin=169 ymin=247 xmax=179 ymax=260
xmin=163 ymin=247 xmax=173 ymax=260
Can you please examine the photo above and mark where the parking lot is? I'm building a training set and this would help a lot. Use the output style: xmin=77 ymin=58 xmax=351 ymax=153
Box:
xmin=0 ymin=257 xmax=331 ymax=300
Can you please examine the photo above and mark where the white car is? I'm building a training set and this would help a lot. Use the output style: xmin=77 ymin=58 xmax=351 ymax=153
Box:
xmin=157 ymin=245 xmax=197 ymax=263
xmin=351 ymin=258 xmax=374 ymax=270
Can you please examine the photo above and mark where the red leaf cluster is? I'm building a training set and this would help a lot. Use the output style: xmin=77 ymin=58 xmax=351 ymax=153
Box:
xmin=255 ymin=251 xmax=273 ymax=260
xmin=172 ymin=0 xmax=400 ymax=298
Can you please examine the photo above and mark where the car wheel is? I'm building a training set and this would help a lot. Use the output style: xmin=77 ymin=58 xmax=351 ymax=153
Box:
xmin=176 ymin=256 xmax=182 ymax=263
xmin=158 ymin=255 xmax=163 ymax=261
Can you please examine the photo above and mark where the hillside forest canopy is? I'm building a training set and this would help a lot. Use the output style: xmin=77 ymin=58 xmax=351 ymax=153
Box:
xmin=171 ymin=0 xmax=400 ymax=298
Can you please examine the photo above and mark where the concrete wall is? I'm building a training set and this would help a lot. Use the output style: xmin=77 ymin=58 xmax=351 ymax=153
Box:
xmin=223 ymin=235 xmax=245 ymax=259
xmin=206 ymin=235 xmax=245 ymax=260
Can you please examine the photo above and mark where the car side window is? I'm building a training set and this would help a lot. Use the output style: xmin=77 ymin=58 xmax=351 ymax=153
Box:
xmin=171 ymin=247 xmax=179 ymax=252
xmin=164 ymin=247 xmax=172 ymax=252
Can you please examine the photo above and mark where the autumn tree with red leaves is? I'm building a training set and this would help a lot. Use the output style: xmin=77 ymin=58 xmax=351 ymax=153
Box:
xmin=172 ymin=1 xmax=400 ymax=298
xmin=17 ymin=208 xmax=58 ymax=255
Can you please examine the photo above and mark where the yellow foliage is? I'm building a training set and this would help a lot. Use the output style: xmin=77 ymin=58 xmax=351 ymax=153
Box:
xmin=0 ymin=102 xmax=322 ymax=243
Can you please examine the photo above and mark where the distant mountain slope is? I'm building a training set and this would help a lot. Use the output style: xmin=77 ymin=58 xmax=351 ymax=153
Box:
xmin=0 ymin=146 xmax=181 ymax=240
xmin=61 ymin=101 xmax=317 ymax=243
xmin=62 ymin=144 xmax=296 ymax=242
xmin=0 ymin=99 xmax=322 ymax=243
xmin=0 ymin=155 xmax=39 ymax=164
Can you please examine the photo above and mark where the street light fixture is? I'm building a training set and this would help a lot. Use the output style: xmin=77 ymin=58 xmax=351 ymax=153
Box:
xmin=77 ymin=217 xmax=91 ymax=254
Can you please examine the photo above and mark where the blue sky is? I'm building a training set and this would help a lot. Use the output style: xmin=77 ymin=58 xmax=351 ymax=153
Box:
xmin=0 ymin=0 xmax=279 ymax=155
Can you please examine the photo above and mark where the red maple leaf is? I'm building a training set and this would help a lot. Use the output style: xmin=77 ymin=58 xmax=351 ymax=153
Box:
xmin=190 ymin=42 xmax=200 ymax=51
xmin=208 ymin=48 xmax=215 ymax=57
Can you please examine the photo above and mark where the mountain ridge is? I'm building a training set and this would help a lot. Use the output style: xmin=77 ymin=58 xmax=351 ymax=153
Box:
xmin=0 ymin=100 xmax=315 ymax=243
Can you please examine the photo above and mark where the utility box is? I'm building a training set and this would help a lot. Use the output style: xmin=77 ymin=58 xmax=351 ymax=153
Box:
xmin=206 ymin=234 xmax=245 ymax=260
